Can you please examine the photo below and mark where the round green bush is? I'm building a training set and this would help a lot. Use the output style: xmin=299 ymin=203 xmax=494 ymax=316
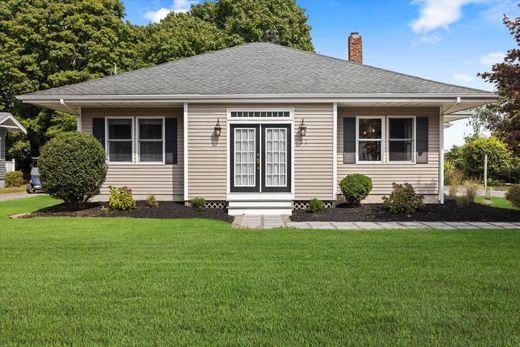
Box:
xmin=109 ymin=186 xmax=136 ymax=210
xmin=505 ymin=185 xmax=520 ymax=208
xmin=4 ymin=171 xmax=24 ymax=187
xmin=340 ymin=174 xmax=373 ymax=205
xmin=39 ymin=132 xmax=107 ymax=205
xmin=308 ymin=198 xmax=326 ymax=213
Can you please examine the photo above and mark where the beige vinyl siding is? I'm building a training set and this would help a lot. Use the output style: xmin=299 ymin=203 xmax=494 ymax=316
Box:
xmin=82 ymin=108 xmax=183 ymax=200
xmin=187 ymin=103 xmax=334 ymax=201
xmin=337 ymin=107 xmax=440 ymax=202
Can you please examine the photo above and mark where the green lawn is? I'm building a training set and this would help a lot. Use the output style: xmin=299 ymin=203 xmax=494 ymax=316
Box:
xmin=1 ymin=197 xmax=520 ymax=345
xmin=475 ymin=196 xmax=518 ymax=210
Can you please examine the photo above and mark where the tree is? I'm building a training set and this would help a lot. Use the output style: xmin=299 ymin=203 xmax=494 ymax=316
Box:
xmin=191 ymin=0 xmax=314 ymax=51
xmin=0 ymin=0 xmax=143 ymax=171
xmin=478 ymin=9 xmax=520 ymax=155
xmin=39 ymin=132 xmax=107 ymax=205
xmin=141 ymin=12 xmax=242 ymax=65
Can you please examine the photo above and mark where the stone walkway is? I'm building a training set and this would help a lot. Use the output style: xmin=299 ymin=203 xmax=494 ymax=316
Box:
xmin=233 ymin=215 xmax=520 ymax=230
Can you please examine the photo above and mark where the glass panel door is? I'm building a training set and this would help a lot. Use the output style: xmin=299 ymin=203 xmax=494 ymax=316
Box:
xmin=261 ymin=124 xmax=291 ymax=192
xmin=230 ymin=125 xmax=260 ymax=192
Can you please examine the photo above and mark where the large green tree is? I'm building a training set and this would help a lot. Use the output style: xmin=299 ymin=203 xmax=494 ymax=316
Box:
xmin=141 ymin=12 xmax=242 ymax=65
xmin=0 ymin=0 xmax=143 ymax=170
xmin=191 ymin=0 xmax=314 ymax=51
xmin=477 ymin=9 xmax=520 ymax=155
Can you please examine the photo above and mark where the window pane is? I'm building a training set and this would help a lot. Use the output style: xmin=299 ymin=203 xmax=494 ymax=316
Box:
xmin=109 ymin=141 xmax=132 ymax=162
xmin=108 ymin=119 xmax=132 ymax=139
xmin=139 ymin=119 xmax=162 ymax=140
xmin=358 ymin=141 xmax=381 ymax=161
xmin=389 ymin=141 xmax=413 ymax=161
xmin=358 ymin=119 xmax=382 ymax=139
xmin=140 ymin=141 xmax=163 ymax=162
xmin=389 ymin=118 xmax=413 ymax=139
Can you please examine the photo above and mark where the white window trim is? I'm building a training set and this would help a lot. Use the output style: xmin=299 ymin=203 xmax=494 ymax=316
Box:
xmin=106 ymin=117 xmax=134 ymax=164
xmin=227 ymin=108 xmax=294 ymax=121
xmin=386 ymin=116 xmax=416 ymax=164
xmin=355 ymin=116 xmax=385 ymax=164
xmin=136 ymin=116 xmax=165 ymax=165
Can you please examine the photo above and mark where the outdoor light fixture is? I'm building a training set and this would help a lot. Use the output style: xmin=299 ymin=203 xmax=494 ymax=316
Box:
xmin=299 ymin=118 xmax=307 ymax=136
xmin=214 ymin=118 xmax=222 ymax=137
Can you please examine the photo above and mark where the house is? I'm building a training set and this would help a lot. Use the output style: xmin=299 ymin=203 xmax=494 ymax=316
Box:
xmin=17 ymin=34 xmax=496 ymax=215
xmin=0 ymin=112 xmax=27 ymax=187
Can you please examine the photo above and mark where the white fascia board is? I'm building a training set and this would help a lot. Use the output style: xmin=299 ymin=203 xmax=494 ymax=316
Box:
xmin=16 ymin=92 xmax=497 ymax=102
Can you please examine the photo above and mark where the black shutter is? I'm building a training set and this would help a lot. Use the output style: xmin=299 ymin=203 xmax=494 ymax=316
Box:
xmin=343 ymin=117 xmax=356 ymax=164
xmin=92 ymin=118 xmax=105 ymax=149
xmin=416 ymin=117 xmax=429 ymax=164
xmin=165 ymin=118 xmax=178 ymax=164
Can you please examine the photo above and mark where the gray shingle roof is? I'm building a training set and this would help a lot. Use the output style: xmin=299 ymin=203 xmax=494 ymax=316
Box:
xmin=21 ymin=42 xmax=491 ymax=97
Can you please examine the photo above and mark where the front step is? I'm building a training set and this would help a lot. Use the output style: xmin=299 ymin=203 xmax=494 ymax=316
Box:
xmin=227 ymin=199 xmax=293 ymax=216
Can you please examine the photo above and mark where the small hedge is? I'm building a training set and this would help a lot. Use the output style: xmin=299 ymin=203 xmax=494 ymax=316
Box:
xmin=382 ymin=183 xmax=424 ymax=214
xmin=191 ymin=197 xmax=206 ymax=212
xmin=39 ymin=132 xmax=107 ymax=205
xmin=505 ymin=185 xmax=520 ymax=208
xmin=308 ymin=198 xmax=325 ymax=213
xmin=4 ymin=171 xmax=24 ymax=187
xmin=109 ymin=186 xmax=135 ymax=210
xmin=340 ymin=174 xmax=373 ymax=205
xmin=146 ymin=195 xmax=159 ymax=208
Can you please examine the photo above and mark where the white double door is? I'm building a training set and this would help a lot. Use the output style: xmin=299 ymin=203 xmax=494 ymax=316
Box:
xmin=230 ymin=124 xmax=291 ymax=193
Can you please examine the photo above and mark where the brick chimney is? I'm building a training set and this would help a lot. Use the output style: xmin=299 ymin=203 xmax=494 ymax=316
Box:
xmin=348 ymin=32 xmax=362 ymax=64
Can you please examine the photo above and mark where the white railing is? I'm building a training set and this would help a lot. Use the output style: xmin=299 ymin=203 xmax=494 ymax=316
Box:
xmin=5 ymin=159 xmax=15 ymax=173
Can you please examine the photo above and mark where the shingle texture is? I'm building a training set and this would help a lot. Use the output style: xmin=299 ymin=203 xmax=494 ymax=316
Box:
xmin=24 ymin=42 xmax=490 ymax=97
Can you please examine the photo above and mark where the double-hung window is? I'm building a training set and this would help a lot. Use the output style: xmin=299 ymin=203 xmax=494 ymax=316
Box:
xmin=388 ymin=117 xmax=415 ymax=163
xmin=107 ymin=118 xmax=133 ymax=162
xmin=357 ymin=117 xmax=383 ymax=163
xmin=138 ymin=118 xmax=164 ymax=163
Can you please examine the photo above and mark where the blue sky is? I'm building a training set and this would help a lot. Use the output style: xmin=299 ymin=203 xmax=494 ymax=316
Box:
xmin=122 ymin=0 xmax=518 ymax=149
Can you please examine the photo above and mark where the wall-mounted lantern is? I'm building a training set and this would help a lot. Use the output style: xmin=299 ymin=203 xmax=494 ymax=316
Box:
xmin=214 ymin=118 xmax=222 ymax=137
xmin=299 ymin=118 xmax=307 ymax=136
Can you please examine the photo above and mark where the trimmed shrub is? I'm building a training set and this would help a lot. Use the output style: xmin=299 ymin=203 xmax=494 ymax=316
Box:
xmin=191 ymin=197 xmax=205 ymax=212
xmin=108 ymin=186 xmax=135 ymax=210
xmin=340 ymin=174 xmax=373 ymax=205
xmin=4 ymin=171 xmax=24 ymax=187
xmin=505 ymin=185 xmax=520 ymax=208
xmin=463 ymin=181 xmax=479 ymax=202
xmin=308 ymin=198 xmax=325 ymax=213
xmin=39 ymin=132 xmax=107 ymax=204
xmin=146 ymin=195 xmax=159 ymax=208
xmin=455 ymin=195 xmax=471 ymax=208
xmin=382 ymin=183 xmax=424 ymax=214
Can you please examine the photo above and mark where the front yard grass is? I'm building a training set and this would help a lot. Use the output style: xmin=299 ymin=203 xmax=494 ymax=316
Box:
xmin=1 ymin=197 xmax=520 ymax=345
xmin=475 ymin=195 xmax=518 ymax=210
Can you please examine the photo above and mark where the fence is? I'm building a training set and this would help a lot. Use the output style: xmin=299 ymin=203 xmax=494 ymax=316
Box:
xmin=5 ymin=159 xmax=15 ymax=173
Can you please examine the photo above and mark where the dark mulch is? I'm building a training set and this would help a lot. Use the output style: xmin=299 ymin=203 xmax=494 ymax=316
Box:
xmin=26 ymin=201 xmax=234 ymax=223
xmin=292 ymin=200 xmax=520 ymax=222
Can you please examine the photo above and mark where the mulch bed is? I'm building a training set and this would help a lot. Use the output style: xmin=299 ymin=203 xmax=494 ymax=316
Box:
xmin=292 ymin=200 xmax=520 ymax=222
xmin=25 ymin=201 xmax=234 ymax=223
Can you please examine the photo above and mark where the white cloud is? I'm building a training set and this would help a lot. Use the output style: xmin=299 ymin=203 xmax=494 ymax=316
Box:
xmin=480 ymin=0 xmax=520 ymax=24
xmin=410 ymin=0 xmax=471 ymax=33
xmin=453 ymin=74 xmax=474 ymax=81
xmin=144 ymin=0 xmax=198 ymax=23
xmin=479 ymin=52 xmax=506 ymax=65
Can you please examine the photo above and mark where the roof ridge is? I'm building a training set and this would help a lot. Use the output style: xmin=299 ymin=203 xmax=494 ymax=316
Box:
xmin=268 ymin=43 xmax=492 ymax=94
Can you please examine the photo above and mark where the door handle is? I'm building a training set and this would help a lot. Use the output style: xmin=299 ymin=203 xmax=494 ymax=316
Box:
xmin=256 ymin=157 xmax=260 ymax=170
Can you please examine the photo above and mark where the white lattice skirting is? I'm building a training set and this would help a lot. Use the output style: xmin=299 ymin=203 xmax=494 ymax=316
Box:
xmin=293 ymin=200 xmax=333 ymax=210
